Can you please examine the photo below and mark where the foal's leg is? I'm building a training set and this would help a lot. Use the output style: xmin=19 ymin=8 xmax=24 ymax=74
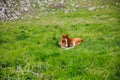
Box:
xmin=75 ymin=42 xmax=79 ymax=47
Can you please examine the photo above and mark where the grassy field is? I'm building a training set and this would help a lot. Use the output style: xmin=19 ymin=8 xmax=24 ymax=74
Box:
xmin=0 ymin=7 xmax=120 ymax=80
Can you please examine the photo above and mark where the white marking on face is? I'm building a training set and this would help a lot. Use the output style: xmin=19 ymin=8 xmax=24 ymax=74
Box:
xmin=65 ymin=39 xmax=68 ymax=47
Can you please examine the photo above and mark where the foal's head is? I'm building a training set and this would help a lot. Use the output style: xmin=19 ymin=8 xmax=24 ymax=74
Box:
xmin=61 ymin=34 xmax=69 ymax=47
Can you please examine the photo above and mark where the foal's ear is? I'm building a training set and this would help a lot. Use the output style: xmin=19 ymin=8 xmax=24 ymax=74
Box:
xmin=62 ymin=34 xmax=69 ymax=38
xmin=62 ymin=34 xmax=65 ymax=37
xmin=66 ymin=34 xmax=69 ymax=37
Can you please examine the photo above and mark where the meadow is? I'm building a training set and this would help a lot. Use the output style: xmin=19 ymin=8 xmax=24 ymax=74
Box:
xmin=0 ymin=8 xmax=120 ymax=80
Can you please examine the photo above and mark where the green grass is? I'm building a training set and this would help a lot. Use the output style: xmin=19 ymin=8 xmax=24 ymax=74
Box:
xmin=0 ymin=8 xmax=120 ymax=80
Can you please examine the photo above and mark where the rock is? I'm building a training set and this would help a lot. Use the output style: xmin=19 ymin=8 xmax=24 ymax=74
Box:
xmin=88 ymin=6 xmax=96 ymax=11
xmin=48 ymin=0 xmax=65 ymax=9
xmin=0 ymin=0 xmax=117 ymax=21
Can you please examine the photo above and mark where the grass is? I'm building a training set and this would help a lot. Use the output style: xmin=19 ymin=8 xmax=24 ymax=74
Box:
xmin=0 ymin=8 xmax=120 ymax=80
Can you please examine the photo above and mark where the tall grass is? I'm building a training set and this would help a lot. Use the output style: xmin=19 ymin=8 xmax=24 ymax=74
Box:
xmin=0 ymin=8 xmax=120 ymax=80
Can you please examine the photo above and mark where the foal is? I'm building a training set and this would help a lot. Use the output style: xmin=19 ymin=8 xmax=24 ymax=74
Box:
xmin=59 ymin=34 xmax=83 ymax=49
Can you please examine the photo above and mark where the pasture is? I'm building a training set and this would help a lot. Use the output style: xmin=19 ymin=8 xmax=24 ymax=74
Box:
xmin=0 ymin=8 xmax=120 ymax=79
